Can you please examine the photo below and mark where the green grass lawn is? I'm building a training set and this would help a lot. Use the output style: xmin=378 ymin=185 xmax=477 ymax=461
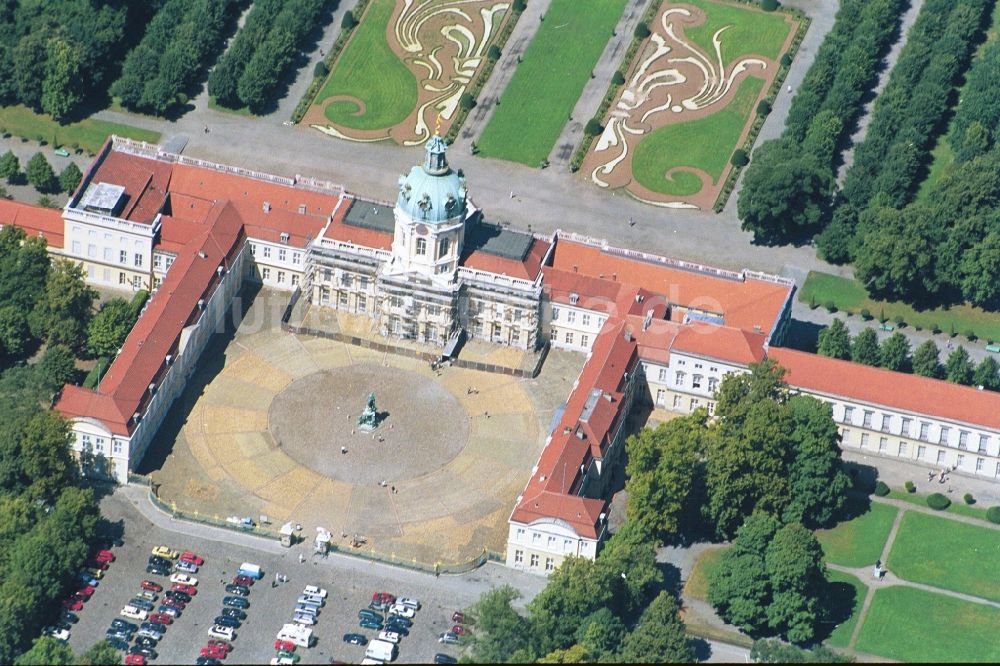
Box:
xmin=632 ymin=75 xmax=763 ymax=195
xmin=683 ymin=545 xmax=728 ymax=601
xmin=0 ymin=105 xmax=161 ymax=154
xmin=886 ymin=488 xmax=999 ymax=523
xmin=799 ymin=270 xmax=1000 ymax=342
xmin=477 ymin=0 xmax=628 ymax=166
xmin=315 ymin=0 xmax=418 ymax=130
xmin=823 ymin=569 xmax=866 ymax=648
xmin=887 ymin=511 xmax=1000 ymax=602
xmin=816 ymin=500 xmax=897 ymax=568
xmin=678 ymin=0 xmax=792 ymax=63
xmin=855 ymin=586 xmax=1000 ymax=662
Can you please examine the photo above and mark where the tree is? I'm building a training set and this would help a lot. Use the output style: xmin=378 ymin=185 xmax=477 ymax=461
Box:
xmin=612 ymin=70 xmax=626 ymax=85
xmin=25 ymin=153 xmax=57 ymax=193
xmin=19 ymin=411 xmax=78 ymax=504
xmin=816 ymin=319 xmax=851 ymax=360
xmin=12 ymin=636 xmax=73 ymax=666
xmin=0 ymin=151 xmax=19 ymax=181
xmin=36 ymin=345 xmax=76 ymax=390
xmin=487 ymin=44 xmax=502 ymax=61
xmin=30 ymin=259 xmax=97 ymax=351
xmin=59 ymin=163 xmax=83 ymax=195
xmin=750 ymin=638 xmax=855 ymax=663
xmin=528 ymin=556 xmax=612 ymax=655
xmin=584 ymin=118 xmax=604 ymax=136
xmin=459 ymin=93 xmax=476 ymax=110
xmin=782 ymin=396 xmax=850 ymax=527
xmin=850 ymin=327 xmax=880 ymax=366
xmin=731 ymin=149 xmax=749 ymax=167
xmin=466 ymin=585 xmax=532 ymax=663
xmin=76 ymin=639 xmax=122 ymax=665
xmin=854 ymin=204 xmax=943 ymax=302
xmin=634 ymin=22 xmax=651 ymax=39
xmin=973 ymin=356 xmax=1000 ymax=391
xmin=86 ymin=298 xmax=136 ymax=359
xmin=596 ymin=525 xmax=663 ymax=621
xmin=341 ymin=10 xmax=357 ymax=30
xmin=738 ymin=138 xmax=832 ymax=244
xmin=708 ymin=512 xmax=780 ymax=632
xmin=576 ymin=608 xmax=626 ymax=662
xmin=878 ymin=332 xmax=911 ymax=372
xmin=944 ymin=346 xmax=974 ymax=385
xmin=619 ymin=592 xmax=694 ymax=663
xmin=911 ymin=340 xmax=941 ymax=378
xmin=538 ymin=645 xmax=590 ymax=663
xmin=764 ymin=524 xmax=827 ymax=644
xmin=0 ymin=306 xmax=31 ymax=362
xmin=41 ymin=36 xmax=83 ymax=122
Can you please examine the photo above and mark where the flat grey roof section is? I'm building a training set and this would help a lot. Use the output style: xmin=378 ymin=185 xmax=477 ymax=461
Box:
xmin=464 ymin=221 xmax=534 ymax=261
xmin=80 ymin=182 xmax=126 ymax=212
xmin=343 ymin=199 xmax=395 ymax=234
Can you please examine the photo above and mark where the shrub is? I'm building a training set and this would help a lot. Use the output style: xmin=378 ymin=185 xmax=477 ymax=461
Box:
xmin=731 ymin=149 xmax=749 ymax=167
xmin=756 ymin=99 xmax=772 ymax=116
xmin=612 ymin=70 xmax=626 ymax=86
xmin=584 ymin=118 xmax=604 ymax=136
xmin=904 ymin=480 xmax=915 ymax=493
xmin=809 ymin=297 xmax=818 ymax=310
xmin=487 ymin=44 xmax=502 ymax=61
xmin=987 ymin=506 xmax=1000 ymax=524
xmin=926 ymin=493 xmax=951 ymax=510
xmin=314 ymin=61 xmax=329 ymax=79
xmin=761 ymin=0 xmax=779 ymax=10
xmin=459 ymin=93 xmax=476 ymax=110
xmin=893 ymin=315 xmax=905 ymax=327
xmin=860 ymin=308 xmax=872 ymax=320
xmin=780 ymin=52 xmax=793 ymax=67
xmin=874 ymin=481 xmax=890 ymax=497
xmin=964 ymin=493 xmax=975 ymax=505
xmin=513 ymin=0 xmax=527 ymax=11
xmin=964 ymin=329 xmax=977 ymax=342
xmin=932 ymin=323 xmax=942 ymax=334
xmin=825 ymin=301 xmax=837 ymax=313
xmin=341 ymin=10 xmax=357 ymax=30
xmin=634 ymin=21 xmax=650 ymax=39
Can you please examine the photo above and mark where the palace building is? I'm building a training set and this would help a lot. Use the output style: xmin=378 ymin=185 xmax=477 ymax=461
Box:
xmin=4 ymin=135 xmax=1000 ymax=576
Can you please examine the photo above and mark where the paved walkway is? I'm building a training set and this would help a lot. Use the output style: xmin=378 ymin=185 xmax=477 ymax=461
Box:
xmin=844 ymin=450 xmax=1000 ymax=506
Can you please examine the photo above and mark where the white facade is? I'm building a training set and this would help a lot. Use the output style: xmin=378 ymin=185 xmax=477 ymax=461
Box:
xmin=249 ymin=239 xmax=305 ymax=290
xmin=549 ymin=302 xmax=607 ymax=352
xmin=62 ymin=206 xmax=157 ymax=291
xmin=505 ymin=519 xmax=602 ymax=574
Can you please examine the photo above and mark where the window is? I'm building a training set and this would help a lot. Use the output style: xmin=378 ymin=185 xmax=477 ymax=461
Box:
xmin=657 ymin=368 xmax=668 ymax=383
xmin=880 ymin=414 xmax=891 ymax=432
xmin=675 ymin=371 xmax=685 ymax=386
xmin=72 ymin=240 xmax=82 ymax=254
xmin=357 ymin=295 xmax=367 ymax=313
xmin=695 ymin=363 xmax=703 ymax=369
xmin=153 ymin=254 xmax=163 ymax=269
xmin=582 ymin=314 xmax=591 ymax=327
xmin=277 ymin=271 xmax=286 ymax=284
xmin=516 ymin=527 xmax=525 ymax=539
xmin=119 ymin=272 xmax=126 ymax=285
xmin=710 ymin=366 xmax=718 ymax=372
xmin=105 ymin=247 xmax=114 ymax=262
xmin=564 ymin=332 xmax=574 ymax=345
xmin=900 ymin=418 xmax=912 ymax=437
xmin=878 ymin=437 xmax=888 ymax=452
xmin=656 ymin=389 xmax=666 ymax=406
xmin=514 ymin=550 xmax=523 ymax=564
xmin=250 ymin=243 xmax=256 ymax=256
xmin=512 ymin=329 xmax=521 ymax=344
xmin=919 ymin=422 xmax=930 ymax=441
xmin=979 ymin=435 xmax=989 ymax=453
xmin=597 ymin=317 xmax=606 ymax=327
xmin=545 ymin=558 xmax=554 ymax=572
xmin=898 ymin=441 xmax=907 ymax=456
xmin=976 ymin=458 xmax=984 ymax=472
xmin=338 ymin=291 xmax=348 ymax=307
xmin=532 ymin=531 xmax=540 ymax=544
xmin=81 ymin=434 xmax=91 ymax=449
xmin=278 ymin=249 xmax=287 ymax=262
xmin=692 ymin=374 xmax=703 ymax=389
xmin=88 ymin=229 xmax=96 ymax=239
xmin=134 ymin=253 xmax=143 ymax=267
xmin=291 ymin=274 xmax=299 ymax=286
xmin=112 ymin=441 xmax=122 ymax=455
xmin=293 ymin=252 xmax=301 ymax=264
xmin=551 ymin=307 xmax=559 ymax=321
xmin=917 ymin=445 xmax=926 ymax=459
xmin=580 ymin=334 xmax=589 ymax=347
xmin=547 ymin=536 xmax=556 ymax=548
xmin=563 ymin=539 xmax=573 ymax=553
xmin=959 ymin=431 xmax=969 ymax=450
xmin=708 ymin=402 xmax=716 ymax=416
xmin=428 ymin=305 xmax=441 ymax=317
xmin=341 ymin=273 xmax=352 ymax=287
xmin=843 ymin=406 xmax=854 ymax=424
xmin=863 ymin=411 xmax=873 ymax=428
xmin=677 ymin=359 xmax=686 ymax=366
xmin=263 ymin=246 xmax=272 ymax=258
xmin=132 ymin=275 xmax=142 ymax=288
xmin=87 ymin=244 xmax=96 ymax=258
xmin=708 ymin=377 xmax=719 ymax=392
xmin=530 ymin=554 xmax=539 ymax=568
xmin=416 ymin=238 xmax=427 ymax=255
xmin=320 ymin=287 xmax=330 ymax=304
xmin=438 ymin=237 xmax=450 ymax=258
xmin=673 ymin=395 xmax=682 ymax=408
xmin=939 ymin=426 xmax=950 ymax=445
xmin=165 ymin=257 xmax=174 ymax=269
xmin=689 ymin=398 xmax=700 ymax=411
xmin=117 ymin=249 xmax=126 ymax=263
xmin=262 ymin=267 xmax=271 ymax=280
xmin=936 ymin=450 xmax=946 ymax=464
xmin=957 ymin=454 xmax=965 ymax=467
xmin=860 ymin=433 xmax=870 ymax=448
xmin=566 ymin=311 xmax=576 ymax=324
xmin=996 ymin=462 xmax=1000 ymax=477
xmin=323 ymin=268 xmax=333 ymax=282
xmin=95 ymin=438 xmax=105 ymax=453
xmin=359 ymin=276 xmax=369 ymax=290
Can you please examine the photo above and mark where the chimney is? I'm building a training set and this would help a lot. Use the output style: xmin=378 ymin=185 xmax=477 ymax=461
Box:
xmin=197 ymin=299 xmax=205 ymax=310
xmin=563 ymin=426 xmax=571 ymax=435
xmin=198 ymin=251 xmax=207 ymax=259
xmin=148 ymin=382 xmax=156 ymax=395
xmin=263 ymin=201 xmax=271 ymax=213
xmin=132 ymin=412 xmax=141 ymax=424
xmin=165 ymin=354 xmax=173 ymax=365
xmin=603 ymin=392 xmax=613 ymax=402
xmin=298 ymin=204 xmax=306 ymax=214
xmin=216 ymin=266 xmax=224 ymax=276
xmin=624 ymin=330 xmax=632 ymax=342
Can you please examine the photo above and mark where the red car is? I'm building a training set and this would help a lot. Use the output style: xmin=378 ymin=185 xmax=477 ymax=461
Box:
xmin=180 ymin=551 xmax=205 ymax=566
xmin=232 ymin=575 xmax=254 ymax=587
xmin=274 ymin=639 xmax=296 ymax=652
xmin=161 ymin=598 xmax=186 ymax=611
xmin=75 ymin=587 xmax=94 ymax=600
xmin=95 ymin=550 xmax=115 ymax=563
xmin=86 ymin=560 xmax=109 ymax=571
xmin=452 ymin=611 xmax=465 ymax=623
xmin=62 ymin=598 xmax=83 ymax=611
xmin=124 ymin=655 xmax=145 ymax=666
xmin=452 ymin=624 xmax=469 ymax=635
xmin=170 ymin=583 xmax=197 ymax=596
xmin=372 ymin=591 xmax=395 ymax=604
xmin=148 ymin=612 xmax=173 ymax=625
xmin=200 ymin=646 xmax=227 ymax=660
xmin=141 ymin=580 xmax=163 ymax=593
xmin=208 ymin=640 xmax=233 ymax=653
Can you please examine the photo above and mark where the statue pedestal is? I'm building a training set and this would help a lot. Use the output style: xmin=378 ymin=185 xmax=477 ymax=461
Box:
xmin=357 ymin=422 xmax=376 ymax=433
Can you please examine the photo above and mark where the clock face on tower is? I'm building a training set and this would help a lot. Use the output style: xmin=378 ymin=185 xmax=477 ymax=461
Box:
xmin=415 ymin=224 xmax=429 ymax=235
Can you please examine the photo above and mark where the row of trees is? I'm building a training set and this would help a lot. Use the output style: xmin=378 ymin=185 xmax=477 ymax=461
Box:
xmin=1 ymin=151 xmax=83 ymax=195
xmin=737 ymin=0 xmax=907 ymax=243
xmin=947 ymin=36 xmax=1000 ymax=164
xmin=209 ymin=0 xmax=327 ymax=113
xmin=816 ymin=0 xmax=993 ymax=263
xmin=817 ymin=320 xmax=1000 ymax=389
xmin=111 ymin=0 xmax=241 ymax=115
xmin=0 ymin=1 xmax=143 ymax=121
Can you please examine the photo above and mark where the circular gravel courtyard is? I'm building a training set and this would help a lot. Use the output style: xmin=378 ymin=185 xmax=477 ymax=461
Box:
xmin=268 ymin=363 xmax=470 ymax=484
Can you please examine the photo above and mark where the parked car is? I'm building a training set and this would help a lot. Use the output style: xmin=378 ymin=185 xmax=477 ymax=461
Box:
xmin=85 ymin=567 xmax=105 ymax=579
xmin=207 ymin=639 xmax=233 ymax=653
xmin=124 ymin=655 xmax=146 ymax=666
xmin=224 ymin=584 xmax=249 ymax=597
xmin=385 ymin=615 xmax=411 ymax=628
xmin=451 ymin=611 xmax=465 ymax=623
xmin=434 ymin=654 xmax=458 ymax=664
xmin=106 ymin=629 xmax=131 ymax=643
xmin=294 ymin=604 xmax=318 ymax=616
xmin=223 ymin=596 xmax=249 ymax=609
xmin=171 ymin=583 xmax=197 ymax=596
xmin=111 ymin=619 xmax=137 ymax=632
xmin=303 ymin=585 xmax=327 ymax=598
xmin=221 ymin=607 xmax=246 ymax=620
xmin=208 ymin=625 xmax=235 ymax=641
xmin=214 ymin=616 xmax=241 ymax=629
xmin=342 ymin=633 xmax=367 ymax=646
xmin=128 ymin=645 xmax=157 ymax=659
xmin=147 ymin=612 xmax=173 ymax=625
xmin=384 ymin=623 xmax=409 ymax=637
xmin=359 ymin=617 xmax=383 ymax=631
xmin=175 ymin=559 xmax=199 ymax=573
xmin=141 ymin=580 xmax=163 ymax=592
xmin=196 ymin=658 xmax=221 ymax=666
xmin=137 ymin=590 xmax=158 ymax=602
xmin=129 ymin=599 xmax=154 ymax=612
xmin=275 ymin=651 xmax=300 ymax=663
xmin=87 ymin=560 xmax=109 ymax=571
xmin=157 ymin=604 xmax=181 ymax=618
xmin=180 ymin=551 xmax=205 ymax=566
xmin=140 ymin=621 xmax=166 ymax=634
xmin=107 ymin=637 xmax=130 ymax=652
xmin=161 ymin=598 xmax=186 ymax=611
xmin=45 ymin=627 xmax=70 ymax=641
xmin=378 ymin=630 xmax=401 ymax=644
xmin=232 ymin=575 xmax=254 ymax=587
xmin=165 ymin=590 xmax=191 ymax=603
xmin=148 ymin=555 xmax=171 ymax=568
xmin=396 ymin=597 xmax=420 ymax=611
xmin=78 ymin=573 xmax=99 ymax=587
xmin=95 ymin=550 xmax=115 ymax=562
xmin=438 ymin=632 xmax=459 ymax=644
xmin=274 ymin=639 xmax=297 ymax=652
xmin=134 ymin=635 xmax=158 ymax=649
xmin=60 ymin=611 xmax=79 ymax=624
xmin=151 ymin=545 xmax=179 ymax=560
xmin=372 ymin=591 xmax=395 ymax=605
xmin=76 ymin=585 xmax=95 ymax=599
xmin=389 ymin=604 xmax=415 ymax=618
xmin=62 ymin=598 xmax=84 ymax=611
xmin=200 ymin=645 xmax=228 ymax=660
xmin=146 ymin=564 xmax=170 ymax=576
xmin=358 ymin=609 xmax=384 ymax=622
xmin=270 ymin=659 xmax=295 ymax=666
xmin=136 ymin=628 xmax=162 ymax=642
xmin=369 ymin=599 xmax=389 ymax=612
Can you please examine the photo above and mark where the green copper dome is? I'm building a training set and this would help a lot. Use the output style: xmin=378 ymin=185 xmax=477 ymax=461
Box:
xmin=397 ymin=135 xmax=467 ymax=224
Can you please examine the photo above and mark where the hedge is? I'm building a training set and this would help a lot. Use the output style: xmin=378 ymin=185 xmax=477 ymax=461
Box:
xmin=874 ymin=481 xmax=890 ymax=497
xmin=986 ymin=506 xmax=1000 ymax=524
xmin=926 ymin=493 xmax=951 ymax=510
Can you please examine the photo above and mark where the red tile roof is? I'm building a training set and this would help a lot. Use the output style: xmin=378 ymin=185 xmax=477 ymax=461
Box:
xmin=461 ymin=238 xmax=549 ymax=281
xmin=671 ymin=324 xmax=767 ymax=366
xmin=549 ymin=239 xmax=791 ymax=335
xmin=319 ymin=199 xmax=393 ymax=251
xmin=770 ymin=347 xmax=1000 ymax=431
xmin=0 ymin=199 xmax=65 ymax=248
xmin=87 ymin=150 xmax=172 ymax=223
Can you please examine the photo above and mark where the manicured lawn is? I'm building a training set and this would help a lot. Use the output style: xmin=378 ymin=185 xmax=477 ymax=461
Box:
xmin=679 ymin=0 xmax=792 ymax=63
xmin=0 ymin=105 xmax=161 ymax=154
xmin=632 ymin=75 xmax=763 ymax=195
xmin=887 ymin=488 xmax=998 ymax=524
xmin=315 ymin=0 xmax=418 ymax=130
xmin=477 ymin=0 xmax=628 ymax=166
xmin=816 ymin=500 xmax=897 ymax=568
xmin=683 ymin=545 xmax=728 ymax=601
xmin=887 ymin=511 xmax=1000 ymax=602
xmin=823 ymin=569 xmax=866 ymax=648
xmin=799 ymin=270 xmax=1000 ymax=342
xmin=855 ymin=586 xmax=1000 ymax=662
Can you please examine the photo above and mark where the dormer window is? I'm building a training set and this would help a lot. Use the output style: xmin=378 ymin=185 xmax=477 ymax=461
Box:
xmin=280 ymin=232 xmax=289 ymax=244
xmin=418 ymin=193 xmax=431 ymax=212
xmin=445 ymin=194 xmax=456 ymax=211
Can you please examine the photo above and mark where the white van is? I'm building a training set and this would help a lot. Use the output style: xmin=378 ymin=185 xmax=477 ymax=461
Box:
xmin=237 ymin=562 xmax=263 ymax=579
xmin=294 ymin=603 xmax=319 ymax=616
xmin=292 ymin=612 xmax=316 ymax=626
xmin=365 ymin=639 xmax=397 ymax=663
xmin=303 ymin=584 xmax=328 ymax=598
xmin=296 ymin=595 xmax=323 ymax=608
xmin=277 ymin=623 xmax=312 ymax=647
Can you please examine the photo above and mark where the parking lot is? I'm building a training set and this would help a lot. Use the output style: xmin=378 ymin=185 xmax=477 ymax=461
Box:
xmin=64 ymin=487 xmax=546 ymax=664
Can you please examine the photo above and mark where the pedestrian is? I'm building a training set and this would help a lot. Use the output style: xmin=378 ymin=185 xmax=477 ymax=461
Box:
xmin=390 ymin=485 xmax=395 ymax=493
xmin=341 ymin=446 xmax=347 ymax=454
xmin=786 ymin=84 xmax=791 ymax=93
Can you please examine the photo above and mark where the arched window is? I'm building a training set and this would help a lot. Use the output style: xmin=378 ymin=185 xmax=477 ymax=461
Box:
xmin=416 ymin=238 xmax=427 ymax=255
xmin=438 ymin=237 xmax=450 ymax=258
